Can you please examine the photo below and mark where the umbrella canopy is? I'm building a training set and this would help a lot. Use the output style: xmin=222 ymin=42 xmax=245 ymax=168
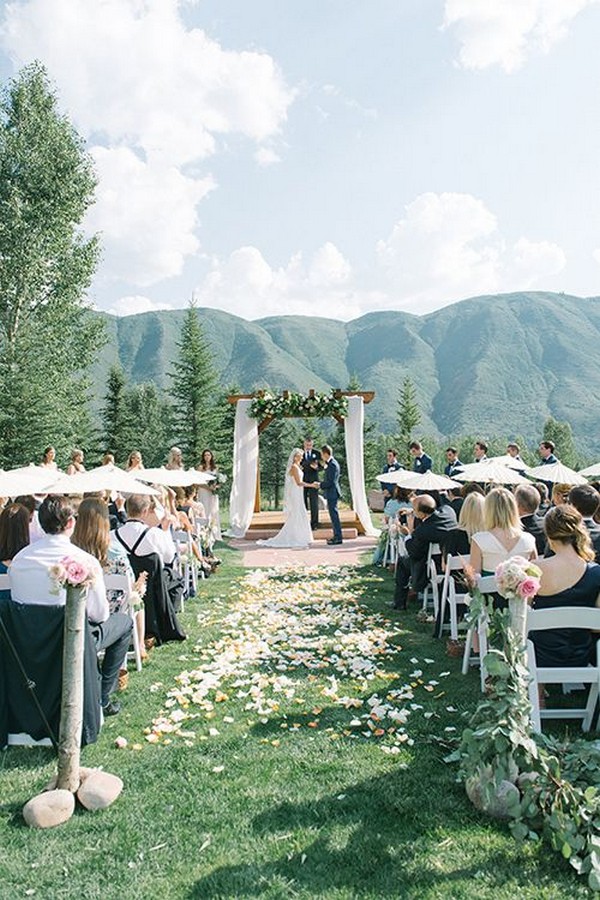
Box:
xmin=0 ymin=465 xmax=60 ymax=497
xmin=45 ymin=464 xmax=160 ymax=496
xmin=577 ymin=462 xmax=600 ymax=478
xmin=525 ymin=462 xmax=587 ymax=486
xmin=137 ymin=467 xmax=214 ymax=487
xmin=453 ymin=461 xmax=530 ymax=485
xmin=376 ymin=470 xmax=462 ymax=491
xmin=487 ymin=454 xmax=529 ymax=471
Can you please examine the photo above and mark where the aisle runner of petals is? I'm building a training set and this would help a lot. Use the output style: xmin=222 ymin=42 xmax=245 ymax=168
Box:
xmin=146 ymin=566 xmax=453 ymax=753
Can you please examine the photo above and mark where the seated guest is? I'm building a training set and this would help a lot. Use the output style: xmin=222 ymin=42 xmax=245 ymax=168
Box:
xmin=409 ymin=441 xmax=432 ymax=474
xmin=443 ymin=493 xmax=485 ymax=560
xmin=590 ymin=482 xmax=600 ymax=524
xmin=13 ymin=494 xmax=44 ymax=543
xmin=470 ymin=487 xmax=537 ymax=577
xmin=393 ymin=494 xmax=457 ymax=610
xmin=515 ymin=483 xmax=546 ymax=555
xmin=383 ymin=486 xmax=413 ymax=524
xmin=534 ymin=481 xmax=551 ymax=516
xmin=0 ymin=503 xmax=30 ymax=598
xmin=444 ymin=447 xmax=464 ymax=478
xmin=447 ymin=487 xmax=464 ymax=518
xmin=115 ymin=495 xmax=186 ymax=644
xmin=72 ymin=498 xmax=147 ymax=679
xmin=462 ymin=482 xmax=485 ymax=499
xmin=551 ymin=483 xmax=571 ymax=508
xmin=567 ymin=484 xmax=600 ymax=563
xmin=530 ymin=505 xmax=600 ymax=668
xmin=9 ymin=495 xmax=132 ymax=716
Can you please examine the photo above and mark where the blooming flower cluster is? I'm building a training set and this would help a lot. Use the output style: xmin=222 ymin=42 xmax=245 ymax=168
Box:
xmin=248 ymin=391 xmax=349 ymax=420
xmin=49 ymin=556 xmax=96 ymax=594
xmin=495 ymin=556 xmax=542 ymax=602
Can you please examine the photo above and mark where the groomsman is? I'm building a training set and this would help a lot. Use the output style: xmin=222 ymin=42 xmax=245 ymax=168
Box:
xmin=539 ymin=440 xmax=558 ymax=465
xmin=381 ymin=448 xmax=402 ymax=502
xmin=320 ymin=445 xmax=342 ymax=545
xmin=409 ymin=441 xmax=432 ymax=474
xmin=444 ymin=447 xmax=464 ymax=478
xmin=301 ymin=437 xmax=321 ymax=530
xmin=473 ymin=441 xmax=488 ymax=462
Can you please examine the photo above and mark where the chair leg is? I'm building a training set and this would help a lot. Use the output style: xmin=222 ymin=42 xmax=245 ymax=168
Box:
xmin=462 ymin=628 xmax=473 ymax=675
xmin=131 ymin=609 xmax=142 ymax=672
xmin=582 ymin=683 xmax=599 ymax=732
xmin=478 ymin=617 xmax=488 ymax=692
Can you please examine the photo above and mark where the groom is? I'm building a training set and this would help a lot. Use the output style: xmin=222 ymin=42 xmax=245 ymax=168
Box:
xmin=320 ymin=445 xmax=342 ymax=545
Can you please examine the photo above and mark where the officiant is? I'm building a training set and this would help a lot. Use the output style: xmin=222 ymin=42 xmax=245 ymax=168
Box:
xmin=301 ymin=437 xmax=322 ymax=530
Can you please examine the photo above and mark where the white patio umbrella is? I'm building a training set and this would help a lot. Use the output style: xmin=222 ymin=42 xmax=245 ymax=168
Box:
xmin=137 ymin=467 xmax=214 ymax=487
xmin=577 ymin=462 xmax=600 ymax=478
xmin=487 ymin=454 xmax=529 ymax=471
xmin=525 ymin=462 xmax=587 ymax=486
xmin=45 ymin=464 xmax=160 ymax=496
xmin=453 ymin=461 xmax=531 ymax=485
xmin=0 ymin=465 xmax=61 ymax=497
xmin=376 ymin=470 xmax=462 ymax=491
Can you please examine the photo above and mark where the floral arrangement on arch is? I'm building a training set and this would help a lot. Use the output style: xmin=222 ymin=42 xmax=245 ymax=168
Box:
xmin=49 ymin=556 xmax=97 ymax=594
xmin=248 ymin=390 xmax=349 ymax=420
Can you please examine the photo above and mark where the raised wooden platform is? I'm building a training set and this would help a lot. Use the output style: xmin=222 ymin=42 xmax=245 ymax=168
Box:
xmin=246 ymin=509 xmax=363 ymax=541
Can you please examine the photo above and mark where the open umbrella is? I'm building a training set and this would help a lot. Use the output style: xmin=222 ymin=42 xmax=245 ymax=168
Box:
xmin=0 ymin=465 xmax=61 ymax=497
xmin=525 ymin=462 xmax=587 ymax=486
xmin=45 ymin=464 xmax=160 ymax=496
xmin=577 ymin=462 xmax=600 ymax=478
xmin=137 ymin=467 xmax=214 ymax=487
xmin=376 ymin=470 xmax=461 ymax=491
xmin=487 ymin=454 xmax=529 ymax=471
xmin=453 ymin=461 xmax=530 ymax=485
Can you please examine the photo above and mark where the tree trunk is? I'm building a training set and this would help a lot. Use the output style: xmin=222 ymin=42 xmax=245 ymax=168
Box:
xmin=57 ymin=585 xmax=88 ymax=792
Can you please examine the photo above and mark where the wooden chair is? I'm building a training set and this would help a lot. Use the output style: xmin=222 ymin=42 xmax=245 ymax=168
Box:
xmin=438 ymin=555 xmax=471 ymax=640
xmin=526 ymin=606 xmax=600 ymax=733
xmin=462 ymin=574 xmax=496 ymax=692
xmin=103 ymin=572 xmax=142 ymax=672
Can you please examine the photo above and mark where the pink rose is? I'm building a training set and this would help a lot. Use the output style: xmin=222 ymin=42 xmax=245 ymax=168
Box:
xmin=517 ymin=577 xmax=540 ymax=600
xmin=62 ymin=557 xmax=90 ymax=586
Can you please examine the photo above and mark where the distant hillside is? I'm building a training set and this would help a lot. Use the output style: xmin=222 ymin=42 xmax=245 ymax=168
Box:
xmin=91 ymin=291 xmax=600 ymax=452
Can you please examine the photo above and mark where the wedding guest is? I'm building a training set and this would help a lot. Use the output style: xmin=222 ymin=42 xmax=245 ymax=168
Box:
xmin=443 ymin=492 xmax=485 ymax=560
xmin=534 ymin=481 xmax=551 ymax=515
xmin=514 ymin=483 xmax=546 ymax=555
xmin=470 ymin=488 xmax=537 ymax=578
xmin=567 ymin=484 xmax=600 ymax=563
xmin=447 ymin=487 xmax=464 ymax=518
xmin=40 ymin=446 xmax=58 ymax=470
xmin=551 ymin=483 xmax=571 ymax=508
xmin=530 ymin=505 xmax=600 ymax=668
xmin=444 ymin=447 xmax=464 ymax=478
xmin=409 ymin=441 xmax=432 ymax=474
xmin=72 ymin=498 xmax=147 ymax=682
xmin=66 ymin=448 xmax=85 ymax=475
xmin=10 ymin=495 xmax=132 ymax=715
xmin=126 ymin=450 xmax=144 ymax=472
xmin=196 ymin=449 xmax=222 ymax=540
xmin=380 ymin=448 xmax=403 ymax=502
xmin=383 ymin=486 xmax=413 ymax=524
xmin=165 ymin=447 xmax=183 ymax=470
xmin=13 ymin=495 xmax=44 ymax=543
xmin=0 ymin=503 xmax=30 ymax=599
xmin=461 ymin=482 xmax=485 ymax=498
xmin=473 ymin=441 xmax=488 ymax=463
xmin=589 ymin=482 xmax=600 ymax=524
xmin=392 ymin=494 xmax=456 ymax=610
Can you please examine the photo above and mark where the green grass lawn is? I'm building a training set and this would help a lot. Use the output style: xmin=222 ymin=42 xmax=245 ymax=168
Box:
xmin=0 ymin=546 xmax=592 ymax=900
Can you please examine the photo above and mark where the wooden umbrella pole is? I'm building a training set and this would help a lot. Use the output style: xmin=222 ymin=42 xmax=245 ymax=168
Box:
xmin=56 ymin=585 xmax=87 ymax=792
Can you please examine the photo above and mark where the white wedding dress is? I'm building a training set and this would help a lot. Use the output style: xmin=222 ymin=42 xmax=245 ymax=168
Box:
xmin=257 ymin=464 xmax=313 ymax=549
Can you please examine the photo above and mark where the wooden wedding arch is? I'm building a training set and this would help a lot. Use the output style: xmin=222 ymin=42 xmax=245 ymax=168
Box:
xmin=227 ymin=389 xmax=375 ymax=538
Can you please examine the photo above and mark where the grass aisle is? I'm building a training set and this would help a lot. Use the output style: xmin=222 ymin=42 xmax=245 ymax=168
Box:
xmin=0 ymin=547 xmax=589 ymax=899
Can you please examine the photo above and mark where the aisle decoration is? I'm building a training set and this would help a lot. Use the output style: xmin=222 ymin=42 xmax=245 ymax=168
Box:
xmin=450 ymin=557 xmax=600 ymax=891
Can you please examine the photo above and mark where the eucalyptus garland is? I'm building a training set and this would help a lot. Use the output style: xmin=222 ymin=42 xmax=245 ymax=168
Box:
xmin=248 ymin=391 xmax=349 ymax=420
xmin=448 ymin=592 xmax=600 ymax=892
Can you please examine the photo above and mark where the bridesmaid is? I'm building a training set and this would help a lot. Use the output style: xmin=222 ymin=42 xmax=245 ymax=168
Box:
xmin=196 ymin=449 xmax=222 ymax=541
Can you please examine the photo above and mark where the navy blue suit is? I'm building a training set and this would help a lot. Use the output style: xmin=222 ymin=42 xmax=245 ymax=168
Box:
xmin=413 ymin=453 xmax=432 ymax=474
xmin=321 ymin=456 xmax=342 ymax=542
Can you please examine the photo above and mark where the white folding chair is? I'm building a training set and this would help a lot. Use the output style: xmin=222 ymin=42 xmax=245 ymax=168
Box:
xmin=526 ymin=606 xmax=600 ymax=733
xmin=421 ymin=543 xmax=443 ymax=617
xmin=103 ymin=572 xmax=142 ymax=672
xmin=173 ymin=529 xmax=200 ymax=605
xmin=382 ymin=529 xmax=398 ymax=567
xmin=439 ymin=555 xmax=471 ymax=640
xmin=462 ymin=574 xmax=495 ymax=692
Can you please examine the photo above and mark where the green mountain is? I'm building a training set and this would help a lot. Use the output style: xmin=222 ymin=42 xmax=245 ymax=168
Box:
xmin=93 ymin=291 xmax=600 ymax=451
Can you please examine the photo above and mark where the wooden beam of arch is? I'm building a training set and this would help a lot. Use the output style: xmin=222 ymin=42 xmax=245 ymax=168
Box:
xmin=227 ymin=390 xmax=375 ymax=407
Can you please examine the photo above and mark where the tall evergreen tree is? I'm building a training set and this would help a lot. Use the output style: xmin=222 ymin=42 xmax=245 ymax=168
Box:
xmin=0 ymin=63 xmax=103 ymax=466
xmin=102 ymin=365 xmax=127 ymax=461
xmin=168 ymin=298 xmax=220 ymax=466
xmin=396 ymin=376 xmax=421 ymax=468
xmin=122 ymin=382 xmax=170 ymax=467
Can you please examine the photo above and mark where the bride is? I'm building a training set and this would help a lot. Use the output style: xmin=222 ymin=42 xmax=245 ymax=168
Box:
xmin=257 ymin=448 xmax=318 ymax=549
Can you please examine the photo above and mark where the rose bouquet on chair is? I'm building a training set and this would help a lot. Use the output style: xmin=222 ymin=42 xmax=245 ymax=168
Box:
xmin=49 ymin=556 xmax=96 ymax=594
xmin=495 ymin=556 xmax=542 ymax=649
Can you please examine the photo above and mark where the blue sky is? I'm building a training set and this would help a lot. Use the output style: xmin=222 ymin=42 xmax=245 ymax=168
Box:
xmin=1 ymin=0 xmax=599 ymax=319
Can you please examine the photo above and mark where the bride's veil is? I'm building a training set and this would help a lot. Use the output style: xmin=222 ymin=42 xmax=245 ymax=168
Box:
xmin=283 ymin=447 xmax=302 ymax=513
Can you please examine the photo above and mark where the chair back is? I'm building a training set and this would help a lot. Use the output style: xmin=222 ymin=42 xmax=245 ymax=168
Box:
xmin=0 ymin=573 xmax=9 ymax=591
xmin=527 ymin=606 xmax=600 ymax=632
xmin=478 ymin=575 xmax=498 ymax=594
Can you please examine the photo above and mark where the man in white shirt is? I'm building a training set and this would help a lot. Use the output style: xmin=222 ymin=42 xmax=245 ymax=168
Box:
xmin=10 ymin=496 xmax=132 ymax=716
xmin=115 ymin=495 xmax=177 ymax=564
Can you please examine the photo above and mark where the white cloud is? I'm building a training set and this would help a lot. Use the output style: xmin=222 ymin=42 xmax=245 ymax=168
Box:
xmin=192 ymin=193 xmax=566 ymax=320
xmin=443 ymin=0 xmax=599 ymax=72
xmin=0 ymin=0 xmax=295 ymax=283
xmin=254 ymin=146 xmax=282 ymax=167
xmin=107 ymin=295 xmax=171 ymax=316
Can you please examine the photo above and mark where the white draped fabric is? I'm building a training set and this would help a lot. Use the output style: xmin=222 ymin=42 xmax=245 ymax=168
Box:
xmin=344 ymin=395 xmax=379 ymax=536
xmin=227 ymin=399 xmax=259 ymax=538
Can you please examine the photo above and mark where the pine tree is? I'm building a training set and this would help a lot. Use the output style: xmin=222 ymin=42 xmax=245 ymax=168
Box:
xmin=396 ymin=376 xmax=421 ymax=468
xmin=102 ymin=365 xmax=127 ymax=462
xmin=168 ymin=299 xmax=220 ymax=466
xmin=0 ymin=63 xmax=103 ymax=466
xmin=122 ymin=382 xmax=170 ymax=467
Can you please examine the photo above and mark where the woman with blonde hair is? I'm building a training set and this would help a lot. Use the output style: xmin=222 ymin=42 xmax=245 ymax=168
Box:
xmin=470 ymin=487 xmax=537 ymax=576
xmin=443 ymin=492 xmax=485 ymax=560
xmin=530 ymin=504 xmax=600 ymax=668
xmin=126 ymin=450 xmax=144 ymax=472
xmin=66 ymin=448 xmax=85 ymax=475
